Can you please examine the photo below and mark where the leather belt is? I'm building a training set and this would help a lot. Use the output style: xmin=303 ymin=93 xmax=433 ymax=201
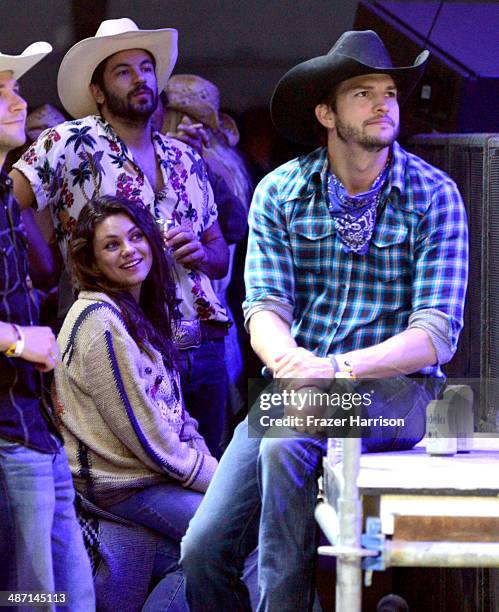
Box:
xmin=173 ymin=319 xmax=228 ymax=350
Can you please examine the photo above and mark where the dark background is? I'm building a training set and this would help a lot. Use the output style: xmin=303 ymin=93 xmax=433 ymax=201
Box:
xmin=3 ymin=0 xmax=497 ymax=116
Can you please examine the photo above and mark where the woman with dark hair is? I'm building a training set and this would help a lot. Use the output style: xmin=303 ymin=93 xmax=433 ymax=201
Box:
xmin=54 ymin=196 xmax=217 ymax=596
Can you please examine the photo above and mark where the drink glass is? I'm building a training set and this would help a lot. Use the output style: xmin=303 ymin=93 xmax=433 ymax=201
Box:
xmin=156 ymin=215 xmax=175 ymax=251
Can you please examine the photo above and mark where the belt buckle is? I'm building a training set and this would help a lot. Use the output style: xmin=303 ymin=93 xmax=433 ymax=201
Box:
xmin=173 ymin=320 xmax=202 ymax=350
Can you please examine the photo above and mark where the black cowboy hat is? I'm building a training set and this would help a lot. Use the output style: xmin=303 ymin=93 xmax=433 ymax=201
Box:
xmin=270 ymin=30 xmax=429 ymax=146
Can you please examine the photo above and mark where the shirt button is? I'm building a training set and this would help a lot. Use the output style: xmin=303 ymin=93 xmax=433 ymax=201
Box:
xmin=5 ymin=178 xmax=12 ymax=187
xmin=145 ymin=366 xmax=152 ymax=375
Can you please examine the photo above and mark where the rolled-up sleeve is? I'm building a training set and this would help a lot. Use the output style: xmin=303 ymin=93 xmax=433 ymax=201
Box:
xmin=411 ymin=178 xmax=468 ymax=359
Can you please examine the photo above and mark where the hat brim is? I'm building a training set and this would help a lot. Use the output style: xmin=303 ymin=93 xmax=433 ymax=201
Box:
xmin=219 ymin=113 xmax=240 ymax=146
xmin=57 ymin=28 xmax=178 ymax=119
xmin=0 ymin=41 xmax=52 ymax=80
xmin=166 ymin=99 xmax=220 ymax=131
xmin=271 ymin=50 xmax=429 ymax=146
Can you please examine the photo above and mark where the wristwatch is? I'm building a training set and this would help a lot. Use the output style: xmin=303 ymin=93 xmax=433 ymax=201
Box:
xmin=329 ymin=355 xmax=356 ymax=379
xmin=4 ymin=324 xmax=25 ymax=358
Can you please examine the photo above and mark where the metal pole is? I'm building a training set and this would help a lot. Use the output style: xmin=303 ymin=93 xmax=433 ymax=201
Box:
xmin=335 ymin=437 xmax=363 ymax=612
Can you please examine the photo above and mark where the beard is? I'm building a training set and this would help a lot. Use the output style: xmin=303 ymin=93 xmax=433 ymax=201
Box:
xmin=102 ymin=84 xmax=159 ymax=122
xmin=335 ymin=116 xmax=399 ymax=152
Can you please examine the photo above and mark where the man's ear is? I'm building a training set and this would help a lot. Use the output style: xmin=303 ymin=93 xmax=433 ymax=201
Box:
xmin=314 ymin=104 xmax=336 ymax=130
xmin=89 ymin=83 xmax=105 ymax=106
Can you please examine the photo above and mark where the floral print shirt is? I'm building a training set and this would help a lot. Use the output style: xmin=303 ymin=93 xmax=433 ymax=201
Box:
xmin=14 ymin=115 xmax=229 ymax=324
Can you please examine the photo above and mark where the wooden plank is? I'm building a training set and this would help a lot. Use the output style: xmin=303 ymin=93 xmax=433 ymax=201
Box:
xmin=376 ymin=495 xmax=499 ymax=535
xmin=393 ymin=515 xmax=499 ymax=542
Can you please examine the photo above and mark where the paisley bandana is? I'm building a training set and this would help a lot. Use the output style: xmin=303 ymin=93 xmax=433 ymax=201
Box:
xmin=326 ymin=159 xmax=391 ymax=254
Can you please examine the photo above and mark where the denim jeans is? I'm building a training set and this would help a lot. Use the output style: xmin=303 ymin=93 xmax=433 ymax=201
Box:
xmin=140 ymin=536 xmax=187 ymax=612
xmin=176 ymin=338 xmax=228 ymax=459
xmin=0 ymin=437 xmax=95 ymax=612
xmin=181 ymin=375 xmax=441 ymax=612
xmin=106 ymin=482 xmax=205 ymax=612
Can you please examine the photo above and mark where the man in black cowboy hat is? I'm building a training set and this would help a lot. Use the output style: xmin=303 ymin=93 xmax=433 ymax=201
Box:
xmin=181 ymin=30 xmax=468 ymax=610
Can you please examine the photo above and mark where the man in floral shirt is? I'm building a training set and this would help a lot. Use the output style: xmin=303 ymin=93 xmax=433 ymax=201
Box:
xmin=11 ymin=18 xmax=230 ymax=456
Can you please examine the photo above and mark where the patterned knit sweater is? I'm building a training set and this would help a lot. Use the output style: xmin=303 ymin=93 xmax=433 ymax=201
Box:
xmin=55 ymin=291 xmax=217 ymax=506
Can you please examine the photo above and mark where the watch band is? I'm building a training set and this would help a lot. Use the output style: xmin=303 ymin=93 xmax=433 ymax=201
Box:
xmin=329 ymin=355 xmax=339 ymax=377
xmin=335 ymin=357 xmax=356 ymax=380
xmin=4 ymin=324 xmax=25 ymax=358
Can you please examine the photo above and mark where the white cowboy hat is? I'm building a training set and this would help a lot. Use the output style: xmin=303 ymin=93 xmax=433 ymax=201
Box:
xmin=57 ymin=17 xmax=178 ymax=119
xmin=0 ymin=42 xmax=52 ymax=80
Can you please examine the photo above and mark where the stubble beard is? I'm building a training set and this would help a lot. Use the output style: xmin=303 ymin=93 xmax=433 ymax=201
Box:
xmin=103 ymin=85 xmax=159 ymax=124
xmin=335 ymin=117 xmax=399 ymax=152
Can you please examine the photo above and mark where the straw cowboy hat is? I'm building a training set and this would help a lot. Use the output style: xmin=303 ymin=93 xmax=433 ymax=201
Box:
xmin=26 ymin=104 xmax=67 ymax=141
xmin=165 ymin=74 xmax=240 ymax=146
xmin=271 ymin=29 xmax=429 ymax=146
xmin=57 ymin=17 xmax=178 ymax=119
xmin=0 ymin=41 xmax=52 ymax=79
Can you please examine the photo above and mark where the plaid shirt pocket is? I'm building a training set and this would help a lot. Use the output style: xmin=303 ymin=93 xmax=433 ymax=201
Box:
xmin=369 ymin=227 xmax=409 ymax=281
xmin=358 ymin=227 xmax=411 ymax=314
xmin=290 ymin=218 xmax=334 ymax=273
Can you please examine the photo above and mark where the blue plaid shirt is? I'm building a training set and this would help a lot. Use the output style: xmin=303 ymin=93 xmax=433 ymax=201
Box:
xmin=243 ymin=142 xmax=468 ymax=377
